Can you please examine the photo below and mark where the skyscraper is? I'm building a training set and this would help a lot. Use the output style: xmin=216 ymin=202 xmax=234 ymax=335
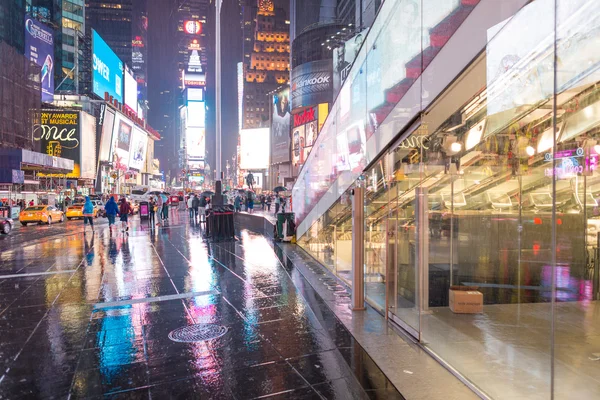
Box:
xmin=175 ymin=0 xmax=210 ymax=89
xmin=85 ymin=0 xmax=133 ymax=67
xmin=241 ymin=0 xmax=289 ymax=129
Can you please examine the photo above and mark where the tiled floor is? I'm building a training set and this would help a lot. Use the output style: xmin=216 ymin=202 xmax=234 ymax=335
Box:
xmin=0 ymin=213 xmax=403 ymax=399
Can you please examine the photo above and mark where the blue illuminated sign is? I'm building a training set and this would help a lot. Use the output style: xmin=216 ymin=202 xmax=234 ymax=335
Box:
xmin=92 ymin=30 xmax=123 ymax=103
xmin=24 ymin=14 xmax=54 ymax=102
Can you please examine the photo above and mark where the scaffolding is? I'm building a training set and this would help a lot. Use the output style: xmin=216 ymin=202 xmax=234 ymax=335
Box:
xmin=0 ymin=41 xmax=41 ymax=151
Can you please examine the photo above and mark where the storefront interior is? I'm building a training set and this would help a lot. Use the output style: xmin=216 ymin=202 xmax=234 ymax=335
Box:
xmin=298 ymin=0 xmax=600 ymax=398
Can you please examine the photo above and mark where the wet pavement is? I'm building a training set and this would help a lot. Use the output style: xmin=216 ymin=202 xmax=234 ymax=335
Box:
xmin=0 ymin=210 xmax=403 ymax=399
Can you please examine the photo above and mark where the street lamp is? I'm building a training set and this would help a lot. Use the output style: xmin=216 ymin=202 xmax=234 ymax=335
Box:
xmin=214 ymin=0 xmax=223 ymax=204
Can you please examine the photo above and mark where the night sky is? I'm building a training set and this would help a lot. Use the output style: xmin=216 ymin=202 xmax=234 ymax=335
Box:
xmin=147 ymin=0 xmax=243 ymax=180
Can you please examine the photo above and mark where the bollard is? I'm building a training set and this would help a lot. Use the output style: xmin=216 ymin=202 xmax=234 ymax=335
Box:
xmin=351 ymin=187 xmax=366 ymax=311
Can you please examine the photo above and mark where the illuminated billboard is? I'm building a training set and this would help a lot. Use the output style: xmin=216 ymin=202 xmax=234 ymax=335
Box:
xmin=124 ymin=69 xmax=138 ymax=112
xmin=184 ymin=20 xmax=202 ymax=35
xmin=183 ymin=71 xmax=206 ymax=88
xmin=271 ymin=87 xmax=291 ymax=164
xmin=187 ymin=101 xmax=206 ymax=127
xmin=240 ymin=128 xmax=270 ymax=170
xmin=24 ymin=15 xmax=54 ymax=102
xmin=128 ymin=127 xmax=148 ymax=171
xmin=186 ymin=128 xmax=206 ymax=159
xmin=112 ymin=112 xmax=133 ymax=164
xmin=92 ymin=30 xmax=123 ymax=103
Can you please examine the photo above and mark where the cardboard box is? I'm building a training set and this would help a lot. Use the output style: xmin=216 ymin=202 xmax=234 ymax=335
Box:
xmin=449 ymin=289 xmax=483 ymax=314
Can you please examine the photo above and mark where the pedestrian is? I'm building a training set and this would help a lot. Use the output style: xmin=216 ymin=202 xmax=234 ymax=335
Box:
xmin=156 ymin=193 xmax=164 ymax=226
xmin=192 ymin=194 xmax=200 ymax=222
xmin=119 ymin=197 xmax=132 ymax=234
xmin=248 ymin=192 xmax=254 ymax=214
xmin=161 ymin=193 xmax=169 ymax=221
xmin=234 ymin=195 xmax=241 ymax=213
xmin=65 ymin=196 xmax=71 ymax=207
xmin=281 ymin=196 xmax=287 ymax=213
xmin=148 ymin=196 xmax=156 ymax=226
xmin=260 ymin=195 xmax=266 ymax=210
xmin=198 ymin=195 xmax=207 ymax=222
xmin=104 ymin=196 xmax=119 ymax=233
xmin=29 ymin=200 xmax=34 ymax=207
xmin=82 ymin=196 xmax=95 ymax=235
xmin=187 ymin=194 xmax=194 ymax=219
xmin=266 ymin=195 xmax=272 ymax=211
xmin=274 ymin=195 xmax=280 ymax=215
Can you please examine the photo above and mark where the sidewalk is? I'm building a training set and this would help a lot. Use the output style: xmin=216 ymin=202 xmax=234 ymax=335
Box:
xmin=238 ymin=214 xmax=480 ymax=400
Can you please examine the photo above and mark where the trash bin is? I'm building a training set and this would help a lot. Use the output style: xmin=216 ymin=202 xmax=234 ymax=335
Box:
xmin=139 ymin=201 xmax=150 ymax=221
xmin=275 ymin=212 xmax=295 ymax=242
xmin=205 ymin=205 xmax=235 ymax=241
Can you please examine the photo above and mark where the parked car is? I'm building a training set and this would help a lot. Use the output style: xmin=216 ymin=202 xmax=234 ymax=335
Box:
xmin=0 ymin=217 xmax=13 ymax=234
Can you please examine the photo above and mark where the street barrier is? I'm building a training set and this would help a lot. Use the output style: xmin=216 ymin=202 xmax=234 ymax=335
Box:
xmin=205 ymin=205 xmax=235 ymax=241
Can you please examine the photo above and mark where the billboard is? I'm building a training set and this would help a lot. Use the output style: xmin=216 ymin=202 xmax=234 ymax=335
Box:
xmin=333 ymin=31 xmax=366 ymax=98
xmin=186 ymin=128 xmax=206 ymax=159
xmin=98 ymin=108 xmax=116 ymax=162
xmin=187 ymin=101 xmax=206 ymax=127
xmin=80 ymin=112 xmax=97 ymax=179
xmin=184 ymin=20 xmax=202 ymax=35
xmin=34 ymin=110 xmax=96 ymax=178
xmin=128 ymin=127 xmax=148 ymax=171
xmin=124 ymin=69 xmax=138 ymax=112
xmin=240 ymin=128 xmax=270 ymax=170
xmin=24 ymin=15 xmax=54 ymax=102
xmin=292 ymin=125 xmax=305 ymax=166
xmin=183 ymin=71 xmax=206 ymax=88
xmin=112 ymin=113 xmax=133 ymax=164
xmin=291 ymin=60 xmax=333 ymax=109
xmin=271 ymin=87 xmax=291 ymax=164
xmin=92 ymin=29 xmax=123 ymax=103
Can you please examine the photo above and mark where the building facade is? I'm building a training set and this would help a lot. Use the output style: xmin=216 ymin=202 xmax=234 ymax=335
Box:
xmin=85 ymin=0 xmax=133 ymax=67
xmin=293 ymin=0 xmax=600 ymax=399
xmin=241 ymin=0 xmax=289 ymax=130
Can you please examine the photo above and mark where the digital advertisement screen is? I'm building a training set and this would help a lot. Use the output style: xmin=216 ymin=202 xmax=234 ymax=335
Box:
xmin=292 ymin=125 xmax=305 ymax=167
xmin=291 ymin=60 xmax=333 ymax=110
xmin=98 ymin=108 xmax=115 ymax=162
xmin=271 ymin=87 xmax=291 ymax=164
xmin=187 ymin=101 xmax=206 ymax=127
xmin=24 ymin=15 xmax=54 ymax=102
xmin=240 ymin=128 xmax=270 ymax=170
xmin=112 ymin=113 xmax=133 ymax=164
xmin=92 ymin=30 xmax=123 ymax=103
xmin=34 ymin=111 xmax=80 ymax=176
xmin=124 ymin=70 xmax=138 ymax=112
xmin=80 ymin=112 xmax=97 ymax=180
xmin=128 ymin=127 xmax=148 ymax=171
xmin=186 ymin=127 xmax=206 ymax=159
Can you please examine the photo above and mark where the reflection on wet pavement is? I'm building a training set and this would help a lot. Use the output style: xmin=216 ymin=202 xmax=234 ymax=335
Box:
xmin=0 ymin=216 xmax=403 ymax=399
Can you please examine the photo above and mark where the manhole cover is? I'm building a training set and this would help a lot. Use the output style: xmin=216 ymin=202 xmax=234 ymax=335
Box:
xmin=168 ymin=324 xmax=228 ymax=343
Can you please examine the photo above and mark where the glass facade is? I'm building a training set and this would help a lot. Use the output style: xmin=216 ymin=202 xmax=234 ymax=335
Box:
xmin=295 ymin=0 xmax=600 ymax=398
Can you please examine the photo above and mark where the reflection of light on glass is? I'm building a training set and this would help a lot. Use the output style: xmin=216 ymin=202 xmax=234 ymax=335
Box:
xmin=526 ymin=146 xmax=535 ymax=156
xmin=465 ymin=119 xmax=485 ymax=150
xmin=537 ymin=127 xmax=555 ymax=153
xmin=450 ymin=142 xmax=462 ymax=153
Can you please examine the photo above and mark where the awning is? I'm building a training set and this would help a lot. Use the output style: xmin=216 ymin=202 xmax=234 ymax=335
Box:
xmin=0 ymin=148 xmax=74 ymax=183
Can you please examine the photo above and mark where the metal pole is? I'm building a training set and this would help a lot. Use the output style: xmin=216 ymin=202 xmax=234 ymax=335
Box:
xmin=351 ymin=187 xmax=366 ymax=311
xmin=215 ymin=0 xmax=222 ymax=179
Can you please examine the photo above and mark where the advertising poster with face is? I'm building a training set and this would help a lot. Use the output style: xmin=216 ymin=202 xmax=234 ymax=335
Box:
xmin=128 ymin=127 xmax=148 ymax=171
xmin=292 ymin=125 xmax=305 ymax=166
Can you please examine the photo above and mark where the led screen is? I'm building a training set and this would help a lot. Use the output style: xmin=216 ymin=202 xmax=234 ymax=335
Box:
xmin=92 ymin=30 xmax=123 ymax=103
xmin=124 ymin=70 xmax=138 ymax=112
xmin=128 ymin=127 xmax=148 ymax=171
xmin=240 ymin=128 xmax=270 ymax=170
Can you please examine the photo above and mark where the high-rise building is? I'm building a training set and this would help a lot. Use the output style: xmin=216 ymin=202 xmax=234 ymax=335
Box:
xmin=175 ymin=0 xmax=210 ymax=89
xmin=0 ymin=0 xmax=27 ymax=54
xmin=132 ymin=0 xmax=148 ymax=103
xmin=29 ymin=0 xmax=86 ymax=94
xmin=241 ymin=0 xmax=289 ymax=129
xmin=85 ymin=0 xmax=133 ymax=67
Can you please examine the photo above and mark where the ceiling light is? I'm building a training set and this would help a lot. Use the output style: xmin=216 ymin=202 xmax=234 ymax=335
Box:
xmin=450 ymin=142 xmax=462 ymax=153
xmin=526 ymin=146 xmax=535 ymax=156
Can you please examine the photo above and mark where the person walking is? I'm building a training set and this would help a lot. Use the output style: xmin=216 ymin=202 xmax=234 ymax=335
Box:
xmin=104 ymin=196 xmax=119 ymax=234
xmin=198 ymin=195 xmax=207 ymax=222
xmin=82 ymin=196 xmax=95 ymax=235
xmin=266 ymin=195 xmax=272 ymax=212
xmin=148 ymin=196 xmax=156 ymax=226
xmin=260 ymin=195 xmax=266 ymax=210
xmin=187 ymin=194 xmax=194 ymax=220
xmin=160 ymin=193 xmax=169 ymax=222
xmin=119 ymin=197 xmax=132 ymax=234
xmin=192 ymin=194 xmax=200 ymax=222
xmin=156 ymin=193 xmax=164 ymax=226
xmin=248 ymin=192 xmax=254 ymax=214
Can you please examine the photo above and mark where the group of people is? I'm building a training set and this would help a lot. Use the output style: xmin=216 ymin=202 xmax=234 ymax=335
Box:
xmin=79 ymin=195 xmax=133 ymax=235
xmin=232 ymin=192 xmax=287 ymax=215
xmin=186 ymin=193 xmax=209 ymax=223
xmin=0 ymin=199 xmax=35 ymax=208
xmin=148 ymin=193 xmax=171 ymax=226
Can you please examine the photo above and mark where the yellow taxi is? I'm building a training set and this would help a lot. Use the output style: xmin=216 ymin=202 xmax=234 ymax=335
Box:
xmin=19 ymin=205 xmax=65 ymax=226
xmin=66 ymin=203 xmax=98 ymax=220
